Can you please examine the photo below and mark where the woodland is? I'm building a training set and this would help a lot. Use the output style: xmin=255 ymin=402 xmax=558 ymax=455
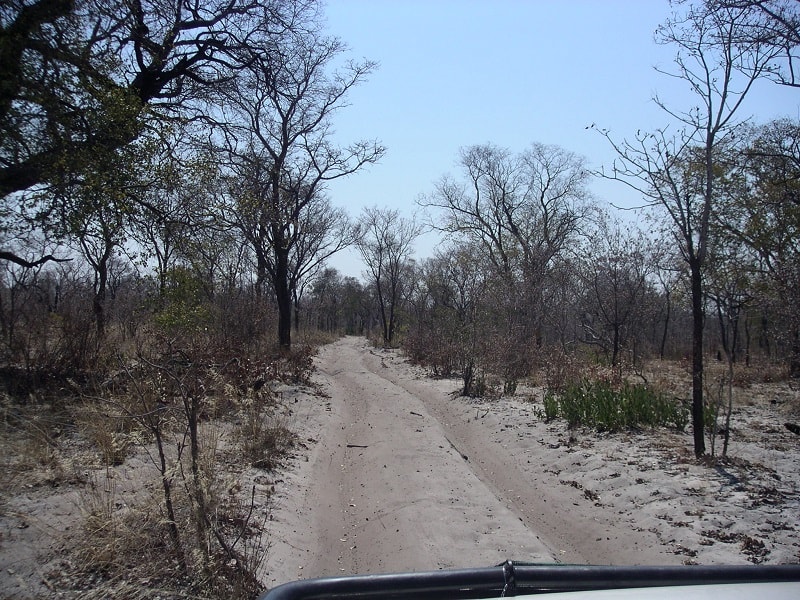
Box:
xmin=1 ymin=0 xmax=799 ymax=597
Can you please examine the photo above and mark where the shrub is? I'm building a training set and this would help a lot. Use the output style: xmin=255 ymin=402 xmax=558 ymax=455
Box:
xmin=542 ymin=391 xmax=560 ymax=422
xmin=541 ymin=346 xmax=583 ymax=392
xmin=267 ymin=344 xmax=316 ymax=384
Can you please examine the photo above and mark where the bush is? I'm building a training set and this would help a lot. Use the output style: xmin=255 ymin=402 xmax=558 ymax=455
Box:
xmin=543 ymin=379 xmax=688 ymax=431
xmin=237 ymin=387 xmax=295 ymax=470
xmin=267 ymin=344 xmax=316 ymax=384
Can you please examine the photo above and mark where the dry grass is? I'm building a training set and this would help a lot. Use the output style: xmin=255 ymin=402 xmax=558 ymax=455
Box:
xmin=73 ymin=402 xmax=136 ymax=467
xmin=0 ymin=342 xmax=299 ymax=599
xmin=233 ymin=382 xmax=295 ymax=471
xmin=0 ymin=395 xmax=81 ymax=508
xmin=66 ymin=471 xmax=194 ymax=597
xmin=49 ymin=413 xmax=281 ymax=599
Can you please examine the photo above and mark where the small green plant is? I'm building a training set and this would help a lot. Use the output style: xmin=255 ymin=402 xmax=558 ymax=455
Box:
xmin=542 ymin=379 xmax=688 ymax=432
xmin=153 ymin=266 xmax=211 ymax=333
xmin=542 ymin=391 xmax=560 ymax=422
xmin=503 ymin=379 xmax=518 ymax=396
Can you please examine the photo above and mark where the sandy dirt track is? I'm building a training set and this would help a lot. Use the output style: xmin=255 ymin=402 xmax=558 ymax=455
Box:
xmin=2 ymin=336 xmax=797 ymax=598
xmin=263 ymin=337 xmax=553 ymax=585
xmin=262 ymin=337 xmax=725 ymax=587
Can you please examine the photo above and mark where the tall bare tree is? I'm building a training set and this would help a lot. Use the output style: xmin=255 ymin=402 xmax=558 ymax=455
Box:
xmin=218 ymin=23 xmax=384 ymax=349
xmin=356 ymin=207 xmax=421 ymax=347
xmin=596 ymin=1 xmax=780 ymax=456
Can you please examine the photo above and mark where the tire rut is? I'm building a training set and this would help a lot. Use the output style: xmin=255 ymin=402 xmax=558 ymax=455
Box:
xmin=300 ymin=338 xmax=555 ymax=578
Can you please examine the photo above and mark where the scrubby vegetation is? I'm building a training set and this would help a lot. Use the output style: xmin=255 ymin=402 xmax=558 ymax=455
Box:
xmin=3 ymin=0 xmax=800 ymax=594
xmin=541 ymin=380 xmax=689 ymax=432
xmin=0 ymin=296 xmax=318 ymax=598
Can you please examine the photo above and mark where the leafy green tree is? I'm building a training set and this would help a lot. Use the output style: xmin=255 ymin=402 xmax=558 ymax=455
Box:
xmin=1 ymin=0 xmax=301 ymax=195
xmin=733 ymin=119 xmax=800 ymax=374
xmin=42 ymin=134 xmax=156 ymax=336
xmin=129 ymin=147 xmax=218 ymax=297
xmin=1 ymin=0 xmax=308 ymax=270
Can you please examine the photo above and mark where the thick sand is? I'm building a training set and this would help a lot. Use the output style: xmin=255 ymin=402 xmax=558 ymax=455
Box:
xmin=1 ymin=336 xmax=797 ymax=597
xmin=261 ymin=337 xmax=800 ymax=588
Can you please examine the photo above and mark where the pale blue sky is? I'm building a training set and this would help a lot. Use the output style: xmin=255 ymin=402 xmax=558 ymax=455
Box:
xmin=320 ymin=0 xmax=799 ymax=278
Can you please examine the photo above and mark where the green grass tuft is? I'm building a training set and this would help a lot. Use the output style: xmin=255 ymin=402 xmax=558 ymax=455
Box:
xmin=543 ymin=379 xmax=688 ymax=431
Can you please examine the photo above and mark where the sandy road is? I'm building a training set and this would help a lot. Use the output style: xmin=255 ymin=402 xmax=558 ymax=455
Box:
xmin=262 ymin=337 xmax=678 ymax=588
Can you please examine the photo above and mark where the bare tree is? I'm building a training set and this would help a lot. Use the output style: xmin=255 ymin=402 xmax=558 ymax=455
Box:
xmin=704 ymin=0 xmax=800 ymax=87
xmin=217 ymin=20 xmax=384 ymax=349
xmin=595 ymin=1 xmax=780 ymax=456
xmin=287 ymin=198 xmax=357 ymax=332
xmin=356 ymin=207 xmax=421 ymax=347
xmin=579 ymin=217 xmax=654 ymax=368
xmin=405 ymin=242 xmax=488 ymax=391
xmin=424 ymin=142 xmax=592 ymax=346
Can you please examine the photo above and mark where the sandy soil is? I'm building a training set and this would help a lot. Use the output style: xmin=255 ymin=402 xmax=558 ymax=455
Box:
xmin=1 ymin=335 xmax=798 ymax=597
xmin=261 ymin=337 xmax=800 ymax=588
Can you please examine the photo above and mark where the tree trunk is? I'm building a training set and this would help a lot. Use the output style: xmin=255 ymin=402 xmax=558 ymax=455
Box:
xmin=722 ymin=357 xmax=734 ymax=457
xmin=186 ymin=392 xmax=209 ymax=566
xmin=274 ymin=247 xmax=292 ymax=350
xmin=791 ymin=329 xmax=800 ymax=379
xmin=255 ymin=252 xmax=269 ymax=301
xmin=376 ymin=283 xmax=389 ymax=346
xmin=462 ymin=361 xmax=474 ymax=397
xmin=744 ymin=316 xmax=751 ymax=367
xmin=93 ymin=257 xmax=109 ymax=338
xmin=759 ymin=312 xmax=771 ymax=358
xmin=690 ymin=260 xmax=706 ymax=457
xmin=293 ymin=287 xmax=300 ymax=333
xmin=153 ymin=424 xmax=185 ymax=573
xmin=728 ymin=303 xmax=740 ymax=365
xmin=660 ymin=289 xmax=671 ymax=360
xmin=387 ymin=295 xmax=396 ymax=346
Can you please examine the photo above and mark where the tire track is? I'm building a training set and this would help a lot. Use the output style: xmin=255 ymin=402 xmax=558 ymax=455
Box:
xmin=285 ymin=337 xmax=555 ymax=580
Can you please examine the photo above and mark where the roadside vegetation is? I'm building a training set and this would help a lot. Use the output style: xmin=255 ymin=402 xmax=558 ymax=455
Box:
xmin=0 ymin=295 xmax=318 ymax=597
xmin=2 ymin=0 xmax=799 ymax=597
xmin=541 ymin=380 xmax=689 ymax=432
